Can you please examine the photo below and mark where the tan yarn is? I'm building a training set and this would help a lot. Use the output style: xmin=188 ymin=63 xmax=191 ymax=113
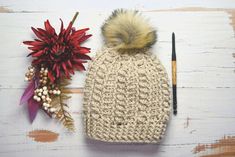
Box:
xmin=83 ymin=47 xmax=171 ymax=143
xmin=83 ymin=9 xmax=171 ymax=143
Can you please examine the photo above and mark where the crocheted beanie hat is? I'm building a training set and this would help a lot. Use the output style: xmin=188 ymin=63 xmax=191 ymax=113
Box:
xmin=83 ymin=9 xmax=171 ymax=143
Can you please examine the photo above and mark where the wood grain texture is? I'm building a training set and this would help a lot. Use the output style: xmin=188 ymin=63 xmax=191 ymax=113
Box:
xmin=0 ymin=1 xmax=235 ymax=157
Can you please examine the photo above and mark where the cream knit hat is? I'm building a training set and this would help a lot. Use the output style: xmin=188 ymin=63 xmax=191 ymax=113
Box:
xmin=83 ymin=9 xmax=171 ymax=143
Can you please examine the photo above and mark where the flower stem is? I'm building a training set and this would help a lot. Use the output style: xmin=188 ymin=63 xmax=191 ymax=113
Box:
xmin=71 ymin=12 xmax=79 ymax=25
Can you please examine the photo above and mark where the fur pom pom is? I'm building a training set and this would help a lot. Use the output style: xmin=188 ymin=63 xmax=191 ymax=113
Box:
xmin=102 ymin=9 xmax=156 ymax=51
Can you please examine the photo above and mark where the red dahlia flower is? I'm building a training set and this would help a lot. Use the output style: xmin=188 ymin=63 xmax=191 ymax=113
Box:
xmin=23 ymin=19 xmax=92 ymax=82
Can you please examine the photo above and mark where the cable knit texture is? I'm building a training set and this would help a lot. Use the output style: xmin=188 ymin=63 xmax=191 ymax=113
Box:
xmin=83 ymin=47 xmax=171 ymax=143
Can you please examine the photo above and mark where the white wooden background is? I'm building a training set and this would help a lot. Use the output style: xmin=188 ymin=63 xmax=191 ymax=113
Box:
xmin=0 ymin=1 xmax=235 ymax=157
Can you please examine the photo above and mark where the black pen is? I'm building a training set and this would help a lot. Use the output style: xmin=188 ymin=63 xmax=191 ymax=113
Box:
xmin=172 ymin=32 xmax=177 ymax=115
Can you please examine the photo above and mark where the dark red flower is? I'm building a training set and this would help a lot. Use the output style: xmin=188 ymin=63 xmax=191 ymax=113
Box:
xmin=23 ymin=19 xmax=92 ymax=82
